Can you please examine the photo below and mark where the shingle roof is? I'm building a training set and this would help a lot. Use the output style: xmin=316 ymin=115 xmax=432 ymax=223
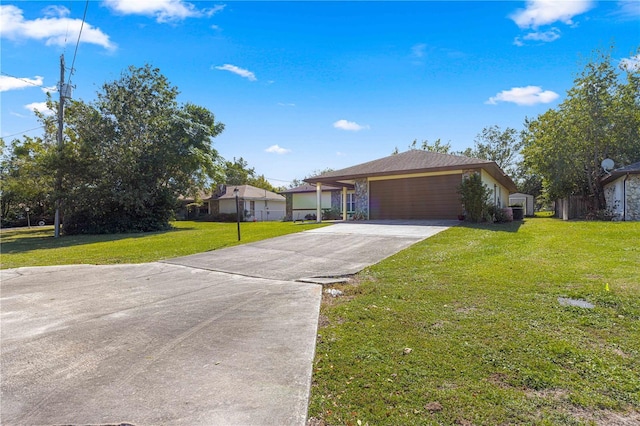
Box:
xmin=613 ymin=161 xmax=640 ymax=173
xmin=602 ymin=160 xmax=640 ymax=184
xmin=280 ymin=183 xmax=343 ymax=194
xmin=305 ymin=149 xmax=517 ymax=192
xmin=308 ymin=150 xmax=492 ymax=181
xmin=211 ymin=185 xmax=285 ymax=201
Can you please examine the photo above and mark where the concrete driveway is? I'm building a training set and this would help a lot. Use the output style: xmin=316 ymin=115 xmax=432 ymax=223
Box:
xmin=1 ymin=220 xmax=454 ymax=425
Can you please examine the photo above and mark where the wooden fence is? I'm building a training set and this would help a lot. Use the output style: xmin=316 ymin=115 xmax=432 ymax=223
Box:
xmin=555 ymin=196 xmax=590 ymax=220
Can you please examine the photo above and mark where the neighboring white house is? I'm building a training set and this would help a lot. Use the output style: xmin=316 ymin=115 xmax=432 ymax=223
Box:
xmin=207 ymin=185 xmax=286 ymax=222
xmin=509 ymin=193 xmax=535 ymax=216
xmin=603 ymin=161 xmax=640 ymax=221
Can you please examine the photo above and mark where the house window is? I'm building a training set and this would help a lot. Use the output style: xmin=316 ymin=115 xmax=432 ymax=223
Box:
xmin=347 ymin=193 xmax=356 ymax=212
xmin=250 ymin=201 xmax=255 ymax=217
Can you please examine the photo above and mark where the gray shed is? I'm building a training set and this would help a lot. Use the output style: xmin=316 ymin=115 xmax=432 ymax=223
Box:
xmin=509 ymin=193 xmax=535 ymax=216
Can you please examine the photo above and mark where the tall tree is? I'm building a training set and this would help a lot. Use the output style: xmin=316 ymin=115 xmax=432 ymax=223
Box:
xmin=221 ymin=157 xmax=280 ymax=192
xmin=393 ymin=139 xmax=451 ymax=155
xmin=470 ymin=126 xmax=523 ymax=176
xmin=246 ymin=174 xmax=280 ymax=193
xmin=56 ymin=65 xmax=224 ymax=234
xmin=223 ymin=157 xmax=255 ymax=186
xmin=419 ymin=138 xmax=452 ymax=154
xmin=522 ymin=47 xmax=640 ymax=209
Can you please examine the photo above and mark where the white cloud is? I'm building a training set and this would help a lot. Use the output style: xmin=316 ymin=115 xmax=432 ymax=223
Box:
xmin=203 ymin=4 xmax=227 ymax=18
xmin=620 ymin=54 xmax=640 ymax=71
xmin=277 ymin=102 xmax=296 ymax=107
xmin=43 ymin=5 xmax=71 ymax=18
xmin=486 ymin=86 xmax=559 ymax=106
xmin=0 ymin=5 xmax=115 ymax=50
xmin=333 ymin=119 xmax=369 ymax=131
xmin=614 ymin=0 xmax=640 ymax=19
xmin=24 ymin=102 xmax=55 ymax=115
xmin=510 ymin=0 xmax=593 ymax=29
xmin=514 ymin=28 xmax=561 ymax=46
xmin=522 ymin=28 xmax=561 ymax=43
xmin=0 ymin=75 xmax=43 ymax=92
xmin=265 ymin=144 xmax=291 ymax=154
xmin=214 ymin=64 xmax=257 ymax=81
xmin=104 ymin=0 xmax=223 ymax=23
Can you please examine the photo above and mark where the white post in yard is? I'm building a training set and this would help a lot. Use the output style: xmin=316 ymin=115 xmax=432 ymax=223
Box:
xmin=316 ymin=183 xmax=322 ymax=223
xmin=342 ymin=187 xmax=347 ymax=221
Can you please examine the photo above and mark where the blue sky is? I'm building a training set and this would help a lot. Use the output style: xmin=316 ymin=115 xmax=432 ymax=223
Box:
xmin=1 ymin=1 xmax=638 ymax=186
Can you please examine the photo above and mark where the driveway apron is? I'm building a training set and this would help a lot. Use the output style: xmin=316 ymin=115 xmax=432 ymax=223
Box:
xmin=165 ymin=220 xmax=456 ymax=282
xmin=1 ymin=221 xmax=454 ymax=425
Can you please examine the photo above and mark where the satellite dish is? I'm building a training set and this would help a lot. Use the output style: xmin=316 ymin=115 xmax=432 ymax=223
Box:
xmin=601 ymin=158 xmax=614 ymax=172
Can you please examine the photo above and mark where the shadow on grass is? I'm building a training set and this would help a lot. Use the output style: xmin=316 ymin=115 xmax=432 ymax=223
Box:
xmin=0 ymin=226 xmax=193 ymax=255
xmin=456 ymin=220 xmax=524 ymax=233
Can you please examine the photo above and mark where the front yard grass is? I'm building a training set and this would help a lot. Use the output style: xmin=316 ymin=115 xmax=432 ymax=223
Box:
xmin=0 ymin=221 xmax=328 ymax=269
xmin=309 ymin=218 xmax=640 ymax=425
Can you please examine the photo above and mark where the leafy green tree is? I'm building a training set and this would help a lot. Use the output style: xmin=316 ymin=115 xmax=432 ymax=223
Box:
xmin=522 ymin=47 xmax=640 ymax=209
xmin=454 ymin=126 xmax=523 ymax=178
xmin=0 ymin=136 xmax=55 ymax=225
xmin=457 ymin=172 xmax=492 ymax=223
xmin=56 ymin=65 xmax=224 ymax=234
xmin=247 ymin=174 xmax=280 ymax=193
xmin=399 ymin=139 xmax=452 ymax=155
xmin=223 ymin=157 xmax=255 ymax=186
xmin=419 ymin=138 xmax=452 ymax=153
xmin=471 ymin=126 xmax=523 ymax=176
xmin=221 ymin=157 xmax=281 ymax=192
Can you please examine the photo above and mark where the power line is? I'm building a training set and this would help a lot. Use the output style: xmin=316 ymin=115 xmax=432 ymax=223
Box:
xmin=264 ymin=177 xmax=293 ymax=184
xmin=0 ymin=71 xmax=44 ymax=88
xmin=67 ymin=0 xmax=90 ymax=88
xmin=1 ymin=126 xmax=46 ymax=140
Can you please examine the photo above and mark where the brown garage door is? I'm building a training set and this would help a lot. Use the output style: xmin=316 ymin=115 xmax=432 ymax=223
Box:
xmin=369 ymin=174 xmax=463 ymax=220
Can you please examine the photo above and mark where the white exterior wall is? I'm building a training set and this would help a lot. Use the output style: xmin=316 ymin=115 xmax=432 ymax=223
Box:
xmin=604 ymin=177 xmax=625 ymax=220
xmin=481 ymin=170 xmax=509 ymax=208
xmin=509 ymin=193 xmax=535 ymax=216
xmin=291 ymin=192 xmax=333 ymax=220
xmin=219 ymin=198 xmax=286 ymax=221
xmin=293 ymin=192 xmax=332 ymax=210
xmin=251 ymin=199 xmax=286 ymax=222
xmin=218 ymin=198 xmax=238 ymax=215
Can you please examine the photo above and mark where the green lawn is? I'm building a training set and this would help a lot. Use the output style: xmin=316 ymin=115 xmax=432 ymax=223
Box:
xmin=0 ymin=221 xmax=328 ymax=269
xmin=309 ymin=218 xmax=640 ymax=425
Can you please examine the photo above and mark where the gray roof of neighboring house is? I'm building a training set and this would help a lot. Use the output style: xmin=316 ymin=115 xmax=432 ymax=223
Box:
xmin=210 ymin=185 xmax=285 ymax=201
xmin=612 ymin=161 xmax=640 ymax=173
xmin=602 ymin=160 xmax=640 ymax=184
xmin=305 ymin=149 xmax=517 ymax=192
xmin=280 ymin=183 xmax=343 ymax=194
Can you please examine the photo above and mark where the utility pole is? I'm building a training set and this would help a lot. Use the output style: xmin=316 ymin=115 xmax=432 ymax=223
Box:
xmin=54 ymin=54 xmax=65 ymax=238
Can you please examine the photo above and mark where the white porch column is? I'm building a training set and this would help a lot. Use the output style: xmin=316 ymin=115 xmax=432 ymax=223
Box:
xmin=342 ymin=187 xmax=347 ymax=221
xmin=316 ymin=183 xmax=322 ymax=223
